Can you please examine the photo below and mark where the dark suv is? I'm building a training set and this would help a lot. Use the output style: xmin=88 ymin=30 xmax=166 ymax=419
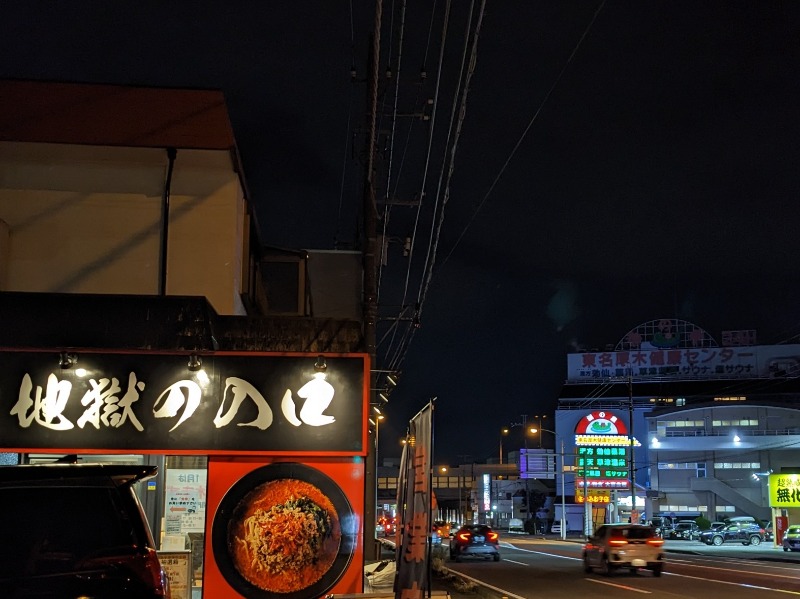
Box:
xmin=698 ymin=522 xmax=765 ymax=546
xmin=669 ymin=521 xmax=701 ymax=540
xmin=449 ymin=524 xmax=501 ymax=562
xmin=0 ymin=463 xmax=170 ymax=598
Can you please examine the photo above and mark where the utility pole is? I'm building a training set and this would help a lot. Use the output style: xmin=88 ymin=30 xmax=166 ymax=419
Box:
xmin=628 ymin=375 xmax=637 ymax=524
xmin=560 ymin=438 xmax=566 ymax=541
xmin=521 ymin=415 xmax=530 ymax=525
xmin=457 ymin=454 xmax=472 ymax=525
xmin=362 ymin=0 xmax=383 ymax=562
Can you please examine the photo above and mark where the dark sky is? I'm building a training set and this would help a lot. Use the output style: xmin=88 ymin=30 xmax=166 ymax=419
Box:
xmin=2 ymin=1 xmax=800 ymax=466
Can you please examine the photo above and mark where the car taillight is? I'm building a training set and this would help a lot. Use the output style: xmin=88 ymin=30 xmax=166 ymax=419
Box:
xmin=457 ymin=532 xmax=472 ymax=542
xmin=142 ymin=548 xmax=171 ymax=598
xmin=487 ymin=531 xmax=499 ymax=542
xmin=608 ymin=539 xmax=628 ymax=547
xmin=647 ymin=538 xmax=665 ymax=547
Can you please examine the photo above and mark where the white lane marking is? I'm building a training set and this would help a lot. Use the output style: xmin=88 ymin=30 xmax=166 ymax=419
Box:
xmin=664 ymin=571 xmax=800 ymax=595
xmin=586 ymin=578 xmax=652 ymax=594
xmin=503 ymin=559 xmax=528 ymax=566
xmin=506 ymin=541 xmax=800 ymax=594
xmin=664 ymin=558 xmax=800 ymax=581
xmin=443 ymin=569 xmax=527 ymax=599
xmin=503 ymin=544 xmax=581 ymax=561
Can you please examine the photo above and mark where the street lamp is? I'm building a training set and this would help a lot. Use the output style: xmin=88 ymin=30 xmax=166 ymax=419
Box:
xmin=500 ymin=428 xmax=509 ymax=464
xmin=531 ymin=427 xmax=566 ymax=541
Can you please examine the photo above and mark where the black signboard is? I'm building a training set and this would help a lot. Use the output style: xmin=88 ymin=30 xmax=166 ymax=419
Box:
xmin=0 ymin=350 xmax=367 ymax=455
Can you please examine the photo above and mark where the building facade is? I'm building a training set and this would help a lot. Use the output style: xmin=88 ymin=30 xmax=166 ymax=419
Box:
xmin=556 ymin=318 xmax=800 ymax=537
xmin=0 ymin=79 xmax=370 ymax=597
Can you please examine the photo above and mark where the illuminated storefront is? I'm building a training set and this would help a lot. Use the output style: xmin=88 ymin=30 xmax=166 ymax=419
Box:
xmin=0 ymin=349 xmax=368 ymax=598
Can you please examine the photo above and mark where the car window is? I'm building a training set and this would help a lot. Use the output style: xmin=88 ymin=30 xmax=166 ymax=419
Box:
xmin=0 ymin=486 xmax=138 ymax=578
xmin=788 ymin=526 xmax=800 ymax=534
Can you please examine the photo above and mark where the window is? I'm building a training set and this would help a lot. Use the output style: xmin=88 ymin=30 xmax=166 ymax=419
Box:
xmin=713 ymin=396 xmax=747 ymax=402
xmin=713 ymin=462 xmax=761 ymax=469
xmin=656 ymin=420 xmax=704 ymax=428
xmin=712 ymin=419 xmax=758 ymax=427
xmin=661 ymin=504 xmax=702 ymax=513
xmin=658 ymin=462 xmax=703 ymax=470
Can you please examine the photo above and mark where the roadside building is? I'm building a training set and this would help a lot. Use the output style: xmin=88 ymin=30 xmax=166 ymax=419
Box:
xmin=556 ymin=318 xmax=800 ymax=538
xmin=0 ymin=79 xmax=369 ymax=596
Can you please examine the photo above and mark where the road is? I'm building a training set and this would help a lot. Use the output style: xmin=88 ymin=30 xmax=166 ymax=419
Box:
xmin=438 ymin=537 xmax=800 ymax=598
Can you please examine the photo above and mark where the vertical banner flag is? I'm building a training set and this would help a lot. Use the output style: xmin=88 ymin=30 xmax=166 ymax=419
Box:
xmin=394 ymin=402 xmax=433 ymax=599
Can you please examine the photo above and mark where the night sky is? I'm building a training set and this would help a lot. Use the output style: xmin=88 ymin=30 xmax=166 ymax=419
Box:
xmin=2 ymin=1 xmax=800 ymax=466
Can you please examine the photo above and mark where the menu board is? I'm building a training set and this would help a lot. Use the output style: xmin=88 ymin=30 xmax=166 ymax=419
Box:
xmin=159 ymin=550 xmax=192 ymax=599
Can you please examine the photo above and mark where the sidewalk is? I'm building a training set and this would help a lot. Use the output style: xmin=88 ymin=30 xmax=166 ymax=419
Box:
xmin=363 ymin=540 xmax=500 ymax=599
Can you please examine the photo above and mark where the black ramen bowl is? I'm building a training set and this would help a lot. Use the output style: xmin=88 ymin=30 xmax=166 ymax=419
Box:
xmin=212 ymin=462 xmax=357 ymax=599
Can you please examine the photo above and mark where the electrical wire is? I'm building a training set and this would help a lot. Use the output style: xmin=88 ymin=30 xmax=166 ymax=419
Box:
xmin=440 ymin=0 xmax=607 ymax=269
xmin=334 ymin=0 xmax=359 ymax=249
xmin=380 ymin=0 xmax=452 ymax=370
xmin=377 ymin=0 xmax=407 ymax=300
xmin=417 ymin=0 xmax=481 ymax=318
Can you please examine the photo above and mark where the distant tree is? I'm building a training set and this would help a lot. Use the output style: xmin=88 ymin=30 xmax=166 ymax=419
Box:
xmin=696 ymin=516 xmax=711 ymax=530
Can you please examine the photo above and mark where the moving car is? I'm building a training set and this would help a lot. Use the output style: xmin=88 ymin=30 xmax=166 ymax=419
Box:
xmin=0 ymin=463 xmax=170 ymax=598
xmin=698 ymin=522 xmax=765 ymax=546
xmin=783 ymin=525 xmax=800 ymax=551
xmin=583 ymin=524 xmax=664 ymax=576
xmin=449 ymin=524 xmax=500 ymax=562
xmin=379 ymin=516 xmax=397 ymax=537
xmin=432 ymin=520 xmax=452 ymax=539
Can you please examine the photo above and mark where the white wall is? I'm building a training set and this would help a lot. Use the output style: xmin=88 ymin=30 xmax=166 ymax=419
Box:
xmin=0 ymin=142 xmax=247 ymax=315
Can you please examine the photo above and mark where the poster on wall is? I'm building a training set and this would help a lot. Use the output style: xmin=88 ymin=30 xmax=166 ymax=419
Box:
xmin=165 ymin=469 xmax=207 ymax=533
xmin=204 ymin=458 xmax=364 ymax=598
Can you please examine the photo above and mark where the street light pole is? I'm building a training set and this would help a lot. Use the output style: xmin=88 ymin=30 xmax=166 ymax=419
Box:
xmin=522 ymin=415 xmax=530 ymax=525
xmin=457 ymin=454 xmax=471 ymax=526
xmin=531 ymin=426 xmax=565 ymax=540
xmin=371 ymin=414 xmax=384 ymax=541
xmin=500 ymin=428 xmax=509 ymax=464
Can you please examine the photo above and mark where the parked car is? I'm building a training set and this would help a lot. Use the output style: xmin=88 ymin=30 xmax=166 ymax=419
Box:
xmin=551 ymin=521 xmax=562 ymax=535
xmin=508 ymin=518 xmax=525 ymax=534
xmin=782 ymin=525 xmax=800 ymax=551
xmin=649 ymin=516 xmax=675 ymax=538
xmin=669 ymin=520 xmax=701 ymax=540
xmin=582 ymin=524 xmax=664 ymax=577
xmin=764 ymin=521 xmax=774 ymax=542
xmin=0 ymin=463 xmax=170 ymax=598
xmin=698 ymin=522 xmax=765 ymax=546
xmin=449 ymin=524 xmax=500 ymax=562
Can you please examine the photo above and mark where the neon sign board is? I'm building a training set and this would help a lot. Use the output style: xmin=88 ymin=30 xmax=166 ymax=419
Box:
xmin=769 ymin=474 xmax=800 ymax=507
xmin=574 ymin=411 xmax=639 ymax=492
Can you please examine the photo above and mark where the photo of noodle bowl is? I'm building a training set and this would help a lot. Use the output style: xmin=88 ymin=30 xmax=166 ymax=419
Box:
xmin=227 ymin=477 xmax=342 ymax=594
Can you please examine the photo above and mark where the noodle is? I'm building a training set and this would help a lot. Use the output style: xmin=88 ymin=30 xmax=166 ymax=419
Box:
xmin=228 ymin=479 xmax=341 ymax=593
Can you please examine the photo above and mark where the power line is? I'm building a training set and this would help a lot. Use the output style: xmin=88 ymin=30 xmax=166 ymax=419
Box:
xmin=440 ymin=0 xmax=607 ymax=269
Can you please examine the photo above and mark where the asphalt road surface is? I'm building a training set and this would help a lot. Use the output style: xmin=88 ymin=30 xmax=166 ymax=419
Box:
xmin=438 ymin=536 xmax=800 ymax=599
